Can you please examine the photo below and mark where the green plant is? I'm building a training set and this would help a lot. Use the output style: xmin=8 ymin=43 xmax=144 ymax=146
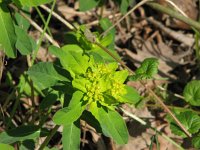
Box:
xmin=28 ymin=25 xmax=143 ymax=148
xmin=1 ymin=0 xmax=198 ymax=149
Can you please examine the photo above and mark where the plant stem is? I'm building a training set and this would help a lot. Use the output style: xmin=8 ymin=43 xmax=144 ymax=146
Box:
xmin=31 ymin=0 xmax=57 ymax=65
xmin=146 ymin=2 xmax=200 ymax=30
xmin=39 ymin=125 xmax=59 ymax=150
xmin=35 ymin=6 xmax=53 ymax=37
xmin=6 ymin=94 xmax=21 ymax=129
xmin=40 ymin=4 xmax=76 ymax=30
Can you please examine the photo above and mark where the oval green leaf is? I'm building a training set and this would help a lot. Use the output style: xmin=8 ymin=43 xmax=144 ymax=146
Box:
xmin=62 ymin=121 xmax=80 ymax=150
xmin=91 ymin=105 xmax=129 ymax=145
xmin=0 ymin=125 xmax=40 ymax=144
xmin=120 ymin=85 xmax=141 ymax=104
xmin=15 ymin=25 xmax=35 ymax=55
xmin=28 ymin=62 xmax=70 ymax=90
xmin=53 ymin=91 xmax=84 ymax=125
xmin=0 ymin=3 xmax=16 ymax=58
xmin=79 ymin=0 xmax=99 ymax=11
xmin=49 ymin=45 xmax=89 ymax=78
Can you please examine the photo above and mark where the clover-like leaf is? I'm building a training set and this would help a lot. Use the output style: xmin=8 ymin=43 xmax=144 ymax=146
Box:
xmin=129 ymin=58 xmax=159 ymax=81
xmin=170 ymin=111 xmax=200 ymax=138
xmin=192 ymin=135 xmax=200 ymax=149
xmin=183 ymin=80 xmax=200 ymax=106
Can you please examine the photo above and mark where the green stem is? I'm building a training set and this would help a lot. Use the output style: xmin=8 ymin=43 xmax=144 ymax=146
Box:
xmin=6 ymin=94 xmax=21 ymax=129
xmin=147 ymin=2 xmax=200 ymax=30
xmin=31 ymin=0 xmax=56 ymax=65
xmin=39 ymin=125 xmax=59 ymax=150
xmin=2 ymin=88 xmax=16 ymax=110
xmin=35 ymin=6 xmax=53 ymax=37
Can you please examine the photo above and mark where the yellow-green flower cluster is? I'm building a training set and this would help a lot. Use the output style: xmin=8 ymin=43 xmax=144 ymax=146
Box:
xmin=80 ymin=63 xmax=128 ymax=106
xmin=110 ymin=80 xmax=126 ymax=100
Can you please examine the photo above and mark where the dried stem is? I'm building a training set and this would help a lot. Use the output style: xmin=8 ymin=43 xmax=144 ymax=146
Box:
xmin=147 ymin=2 xmax=200 ymax=30
xmin=40 ymin=4 xmax=76 ymax=30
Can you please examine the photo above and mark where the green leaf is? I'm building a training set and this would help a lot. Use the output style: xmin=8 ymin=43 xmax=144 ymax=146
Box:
xmin=99 ymin=18 xmax=115 ymax=49
xmin=91 ymin=104 xmax=128 ymax=144
xmin=18 ymin=0 xmax=53 ymax=7
xmin=0 ymin=3 xmax=16 ymax=58
xmin=19 ymin=140 xmax=35 ymax=150
xmin=79 ymin=0 xmax=99 ymax=11
xmin=81 ymin=110 xmax=102 ymax=133
xmin=0 ymin=125 xmax=40 ymax=144
xmin=183 ymin=80 xmax=200 ymax=106
xmin=15 ymin=7 xmax=30 ymax=31
xmin=90 ymin=47 xmax=119 ymax=62
xmin=192 ymin=135 xmax=200 ymax=149
xmin=62 ymin=120 xmax=80 ymax=150
xmin=120 ymin=0 xmax=129 ymax=14
xmin=28 ymin=62 xmax=70 ymax=90
xmin=49 ymin=45 xmax=89 ymax=78
xmin=113 ymin=70 xmax=129 ymax=83
xmin=18 ymin=73 xmax=41 ymax=96
xmin=0 ymin=143 xmax=14 ymax=150
xmin=120 ymin=85 xmax=141 ymax=104
xmin=170 ymin=111 xmax=200 ymax=138
xmin=129 ymin=58 xmax=159 ymax=81
xmin=53 ymin=91 xmax=85 ymax=125
xmin=120 ymin=0 xmax=134 ymax=14
xmin=15 ymin=25 xmax=35 ymax=55
xmin=39 ymin=93 xmax=58 ymax=110
xmin=72 ymin=77 xmax=89 ymax=93
xmin=62 ymin=44 xmax=83 ymax=53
